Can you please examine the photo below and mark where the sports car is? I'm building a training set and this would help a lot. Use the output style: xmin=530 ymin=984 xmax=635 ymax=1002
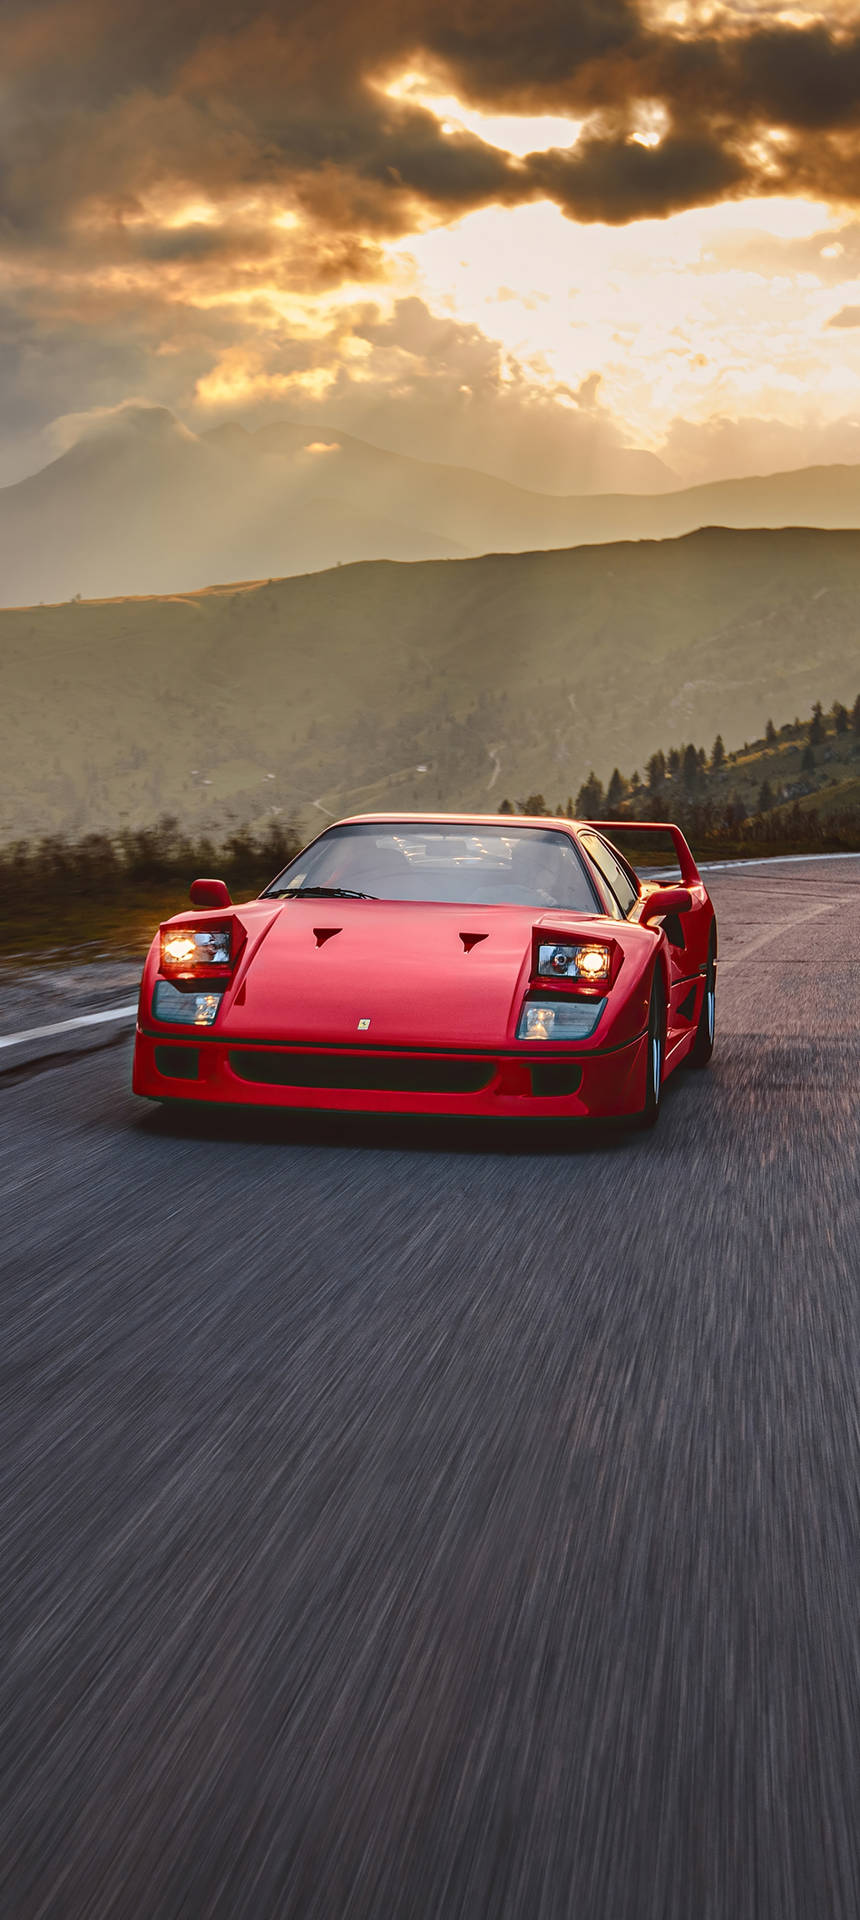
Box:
xmin=133 ymin=813 xmax=717 ymax=1128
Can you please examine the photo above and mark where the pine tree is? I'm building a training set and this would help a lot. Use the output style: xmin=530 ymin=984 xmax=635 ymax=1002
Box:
xmin=646 ymin=750 xmax=666 ymax=793
xmin=667 ymin=747 xmax=681 ymax=778
xmin=765 ymin=718 xmax=777 ymax=746
xmin=606 ymin=767 xmax=626 ymax=814
xmin=498 ymin=796 xmax=515 ymax=814
xmin=853 ymin=695 xmax=860 ymax=736
xmin=757 ymin=779 xmax=774 ymax=813
xmin=575 ymin=772 xmax=604 ymax=816
xmin=833 ymin=701 xmax=849 ymax=734
xmin=809 ymin=702 xmax=824 ymax=746
xmin=711 ymin=734 xmax=725 ymax=771
xmin=682 ymin=743 xmax=700 ymax=792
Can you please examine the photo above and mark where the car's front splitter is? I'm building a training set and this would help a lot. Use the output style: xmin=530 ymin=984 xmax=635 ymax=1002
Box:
xmin=133 ymin=1028 xmax=649 ymax=1120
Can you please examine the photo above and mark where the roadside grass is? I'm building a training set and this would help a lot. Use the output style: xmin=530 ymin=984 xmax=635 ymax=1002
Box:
xmin=0 ymin=819 xmax=301 ymax=967
xmin=0 ymin=890 xmax=192 ymax=965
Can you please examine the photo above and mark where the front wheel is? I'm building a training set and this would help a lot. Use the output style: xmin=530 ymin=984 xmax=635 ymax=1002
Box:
xmin=689 ymin=933 xmax=716 ymax=1068
xmin=632 ymin=974 xmax=665 ymax=1130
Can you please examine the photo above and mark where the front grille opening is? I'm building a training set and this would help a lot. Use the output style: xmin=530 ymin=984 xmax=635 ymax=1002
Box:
xmin=229 ymin=1050 xmax=495 ymax=1094
xmin=154 ymin=1046 xmax=200 ymax=1081
xmin=529 ymin=1061 xmax=583 ymax=1098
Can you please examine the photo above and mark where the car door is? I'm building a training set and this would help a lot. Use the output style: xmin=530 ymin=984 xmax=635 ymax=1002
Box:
xmin=578 ymin=831 xmax=692 ymax=1050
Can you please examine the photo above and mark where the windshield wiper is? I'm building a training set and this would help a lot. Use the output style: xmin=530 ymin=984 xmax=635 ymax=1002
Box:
xmin=273 ymin=885 xmax=377 ymax=900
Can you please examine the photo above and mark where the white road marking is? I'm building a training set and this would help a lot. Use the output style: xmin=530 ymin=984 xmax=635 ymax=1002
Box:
xmin=699 ymin=851 xmax=860 ymax=873
xmin=0 ymin=1004 xmax=138 ymax=1051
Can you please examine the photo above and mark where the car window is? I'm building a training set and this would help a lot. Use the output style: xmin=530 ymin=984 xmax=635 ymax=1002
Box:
xmin=264 ymin=822 xmax=603 ymax=911
xmin=579 ymin=833 xmax=639 ymax=917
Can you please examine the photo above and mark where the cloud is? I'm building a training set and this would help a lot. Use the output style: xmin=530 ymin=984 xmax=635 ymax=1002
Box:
xmin=528 ymin=128 xmax=746 ymax=223
xmin=229 ymin=295 xmax=671 ymax=492
xmin=661 ymin=408 xmax=860 ymax=483
xmin=694 ymin=218 xmax=860 ymax=284
xmin=828 ymin=306 xmax=860 ymax=328
xmin=4 ymin=0 xmax=860 ymax=256
xmin=3 ymin=2 xmax=860 ymax=487
xmin=44 ymin=397 xmax=198 ymax=454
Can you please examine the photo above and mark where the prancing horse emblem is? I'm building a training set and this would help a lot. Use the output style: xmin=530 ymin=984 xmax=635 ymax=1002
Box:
xmin=357 ymin=1017 xmax=371 ymax=1030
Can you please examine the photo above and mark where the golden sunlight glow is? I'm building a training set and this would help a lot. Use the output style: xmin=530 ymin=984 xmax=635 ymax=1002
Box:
xmin=382 ymin=71 xmax=584 ymax=157
xmin=642 ymin=0 xmax=860 ymax=27
xmin=630 ymin=103 xmax=670 ymax=150
xmin=394 ymin=193 xmax=860 ymax=468
xmin=164 ymin=201 xmax=220 ymax=230
xmin=196 ymin=354 xmax=339 ymax=405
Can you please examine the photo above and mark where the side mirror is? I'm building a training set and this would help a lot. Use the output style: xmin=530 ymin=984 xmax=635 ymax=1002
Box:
xmin=189 ymin=876 xmax=232 ymax=909
xmin=638 ymin=884 xmax=693 ymax=926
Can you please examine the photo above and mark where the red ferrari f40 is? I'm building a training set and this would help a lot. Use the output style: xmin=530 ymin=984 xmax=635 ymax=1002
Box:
xmin=133 ymin=813 xmax=717 ymax=1129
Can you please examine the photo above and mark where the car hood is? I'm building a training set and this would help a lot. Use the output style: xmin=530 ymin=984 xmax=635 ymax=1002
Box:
xmin=225 ymin=899 xmax=615 ymax=1050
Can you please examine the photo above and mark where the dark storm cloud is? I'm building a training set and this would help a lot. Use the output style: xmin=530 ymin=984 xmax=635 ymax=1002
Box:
xmin=529 ymin=129 xmax=746 ymax=225
xmin=3 ymin=0 xmax=860 ymax=252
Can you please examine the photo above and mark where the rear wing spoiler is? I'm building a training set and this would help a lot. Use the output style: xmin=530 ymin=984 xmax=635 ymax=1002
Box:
xmin=584 ymin=821 xmax=701 ymax=886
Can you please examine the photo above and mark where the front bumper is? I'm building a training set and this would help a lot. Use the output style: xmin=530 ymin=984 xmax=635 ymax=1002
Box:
xmin=132 ymin=1026 xmax=648 ymax=1120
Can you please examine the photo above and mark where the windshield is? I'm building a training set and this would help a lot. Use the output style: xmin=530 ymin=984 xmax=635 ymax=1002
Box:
xmin=264 ymin=823 xmax=601 ymax=911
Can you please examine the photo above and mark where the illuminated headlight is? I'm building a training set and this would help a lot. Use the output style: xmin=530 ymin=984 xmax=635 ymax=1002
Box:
xmin=160 ymin=925 xmax=232 ymax=970
xmin=537 ymin=942 xmax=611 ymax=982
xmin=517 ymin=999 xmax=604 ymax=1041
xmin=153 ymin=982 xmax=224 ymax=1026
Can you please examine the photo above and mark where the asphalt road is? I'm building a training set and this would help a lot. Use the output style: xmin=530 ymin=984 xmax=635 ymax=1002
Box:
xmin=2 ymin=857 xmax=859 ymax=1919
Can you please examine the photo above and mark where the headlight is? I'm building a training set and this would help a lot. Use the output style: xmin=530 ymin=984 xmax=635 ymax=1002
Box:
xmin=160 ymin=923 xmax=232 ymax=972
xmin=153 ymin=982 xmax=223 ymax=1025
xmin=517 ymin=998 xmax=604 ymax=1041
xmin=537 ymin=942 xmax=611 ymax=981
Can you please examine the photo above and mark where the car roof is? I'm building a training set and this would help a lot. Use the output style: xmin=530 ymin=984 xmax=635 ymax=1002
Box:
xmin=335 ymin=812 xmax=585 ymax=831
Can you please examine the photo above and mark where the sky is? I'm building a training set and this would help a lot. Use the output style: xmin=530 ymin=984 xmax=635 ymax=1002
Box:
xmin=3 ymin=0 xmax=860 ymax=491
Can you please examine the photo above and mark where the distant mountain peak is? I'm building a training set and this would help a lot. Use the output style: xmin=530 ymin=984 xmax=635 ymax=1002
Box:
xmin=59 ymin=403 xmax=201 ymax=462
xmin=202 ymin=421 xmax=253 ymax=448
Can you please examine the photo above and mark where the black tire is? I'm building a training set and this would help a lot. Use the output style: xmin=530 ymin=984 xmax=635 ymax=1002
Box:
xmin=632 ymin=973 xmax=665 ymax=1130
xmin=689 ymin=930 xmax=716 ymax=1068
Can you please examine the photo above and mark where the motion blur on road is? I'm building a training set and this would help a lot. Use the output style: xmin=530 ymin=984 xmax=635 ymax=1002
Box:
xmin=2 ymin=858 xmax=859 ymax=1918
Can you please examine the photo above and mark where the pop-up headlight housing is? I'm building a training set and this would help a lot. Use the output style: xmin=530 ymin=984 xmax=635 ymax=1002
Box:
xmin=537 ymin=941 xmax=612 ymax=983
xmin=519 ymin=931 xmax=619 ymax=1041
xmin=154 ymin=916 xmax=242 ymax=1026
xmin=159 ymin=920 xmax=235 ymax=978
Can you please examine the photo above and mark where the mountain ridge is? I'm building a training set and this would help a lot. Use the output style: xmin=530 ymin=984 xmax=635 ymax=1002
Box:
xmin=5 ymin=406 xmax=860 ymax=607
xmin=4 ymin=524 xmax=860 ymax=841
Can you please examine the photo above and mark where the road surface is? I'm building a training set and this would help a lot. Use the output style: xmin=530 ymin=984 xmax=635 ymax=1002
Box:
xmin=2 ymin=858 xmax=859 ymax=1918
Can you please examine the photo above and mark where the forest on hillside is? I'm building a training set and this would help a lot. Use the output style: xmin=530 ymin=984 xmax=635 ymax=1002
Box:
xmin=502 ymin=696 xmax=860 ymax=855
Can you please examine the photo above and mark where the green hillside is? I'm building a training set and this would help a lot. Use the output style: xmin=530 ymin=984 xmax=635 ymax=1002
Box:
xmin=4 ymin=525 xmax=860 ymax=842
xmin=512 ymin=696 xmax=860 ymax=855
